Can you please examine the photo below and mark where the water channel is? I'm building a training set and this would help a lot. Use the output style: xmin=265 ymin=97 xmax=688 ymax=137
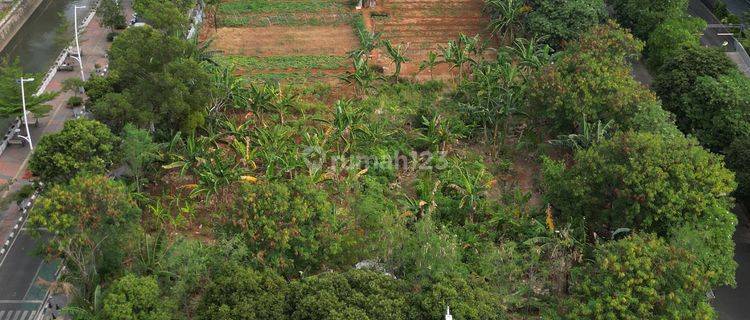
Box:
xmin=1 ymin=0 xmax=94 ymax=73
xmin=0 ymin=0 xmax=93 ymax=134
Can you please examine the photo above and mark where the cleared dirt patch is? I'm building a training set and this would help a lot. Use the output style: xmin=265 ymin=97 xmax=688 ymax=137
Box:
xmin=211 ymin=26 xmax=359 ymax=57
xmin=372 ymin=0 xmax=494 ymax=79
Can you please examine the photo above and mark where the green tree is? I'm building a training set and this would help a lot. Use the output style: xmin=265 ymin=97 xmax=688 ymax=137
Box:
xmin=529 ymin=22 xmax=670 ymax=133
xmin=121 ymin=124 xmax=160 ymax=191
xmin=102 ymin=274 xmax=171 ymax=320
xmin=683 ymin=72 xmax=750 ymax=151
xmin=107 ymin=26 xmax=211 ymax=133
xmin=645 ymin=17 xmax=705 ymax=70
xmin=29 ymin=119 xmax=120 ymax=183
xmin=99 ymin=0 xmax=126 ymax=30
xmin=0 ymin=59 xmax=56 ymax=118
xmin=221 ymin=176 xmax=357 ymax=276
xmin=198 ymin=265 xmax=288 ymax=320
xmin=29 ymin=174 xmax=141 ymax=302
xmin=133 ymin=0 xmax=189 ymax=35
xmin=543 ymin=131 xmax=736 ymax=237
xmin=610 ymin=0 xmax=689 ymax=39
xmin=524 ymin=0 xmax=606 ymax=48
xmin=566 ymin=234 xmax=715 ymax=319
xmin=726 ymin=137 xmax=750 ymax=200
xmin=653 ymin=45 xmax=735 ymax=121
xmin=485 ymin=0 xmax=527 ymax=41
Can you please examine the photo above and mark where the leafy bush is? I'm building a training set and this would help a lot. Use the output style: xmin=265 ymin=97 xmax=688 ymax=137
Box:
xmin=220 ymin=176 xmax=358 ymax=276
xmin=565 ymin=234 xmax=715 ymax=319
xmin=102 ymin=274 xmax=171 ymax=320
xmin=287 ymin=270 xmax=412 ymax=320
xmin=529 ymin=22 xmax=666 ymax=133
xmin=67 ymin=95 xmax=83 ymax=107
xmin=198 ymin=265 xmax=288 ymax=320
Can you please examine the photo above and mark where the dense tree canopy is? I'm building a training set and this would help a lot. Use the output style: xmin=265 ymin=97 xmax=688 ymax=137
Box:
xmin=645 ymin=17 xmax=705 ymax=70
xmin=529 ymin=22 xmax=676 ymax=134
xmin=543 ymin=131 xmax=736 ymax=238
xmin=611 ymin=0 xmax=689 ymax=39
xmin=100 ymin=25 xmax=211 ymax=133
xmin=102 ymin=274 xmax=171 ymax=320
xmin=566 ymin=234 xmax=715 ymax=319
xmin=683 ymin=72 xmax=750 ymax=151
xmin=29 ymin=119 xmax=120 ymax=183
xmin=198 ymin=265 xmax=288 ymax=320
xmin=524 ymin=0 xmax=606 ymax=48
xmin=652 ymin=45 xmax=736 ymax=121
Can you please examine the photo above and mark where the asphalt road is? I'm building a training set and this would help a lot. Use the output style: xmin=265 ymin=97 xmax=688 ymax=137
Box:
xmin=722 ymin=0 xmax=750 ymax=16
xmin=0 ymin=232 xmax=47 ymax=301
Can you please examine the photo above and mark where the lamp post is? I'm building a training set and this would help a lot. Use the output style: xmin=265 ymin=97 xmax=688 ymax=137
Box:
xmin=73 ymin=5 xmax=87 ymax=82
xmin=17 ymin=78 xmax=35 ymax=150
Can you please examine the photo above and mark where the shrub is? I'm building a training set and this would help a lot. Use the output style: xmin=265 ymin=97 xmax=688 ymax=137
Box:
xmin=66 ymin=95 xmax=83 ymax=107
xmin=198 ymin=265 xmax=288 ymax=320
xmin=726 ymin=137 xmax=750 ymax=201
xmin=525 ymin=0 xmax=606 ymax=48
xmin=565 ymin=234 xmax=715 ymax=319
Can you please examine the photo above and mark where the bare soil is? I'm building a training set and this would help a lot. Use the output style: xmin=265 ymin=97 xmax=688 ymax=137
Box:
xmin=210 ymin=26 xmax=359 ymax=56
xmin=370 ymin=0 xmax=494 ymax=80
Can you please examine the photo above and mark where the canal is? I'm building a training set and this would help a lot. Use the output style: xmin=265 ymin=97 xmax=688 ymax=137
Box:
xmin=1 ymin=0 xmax=94 ymax=73
xmin=0 ymin=0 xmax=94 ymax=135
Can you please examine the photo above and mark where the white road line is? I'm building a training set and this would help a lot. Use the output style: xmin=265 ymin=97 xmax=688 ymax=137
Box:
xmin=26 ymin=311 xmax=35 ymax=320
xmin=21 ymin=262 xmax=44 ymax=301
xmin=17 ymin=311 xmax=27 ymax=320
xmin=7 ymin=310 xmax=17 ymax=320
xmin=0 ymin=311 xmax=5 ymax=320
xmin=11 ymin=310 xmax=21 ymax=320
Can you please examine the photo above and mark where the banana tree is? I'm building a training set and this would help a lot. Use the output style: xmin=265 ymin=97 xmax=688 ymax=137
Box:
xmin=485 ymin=0 xmax=526 ymax=41
xmin=341 ymin=53 xmax=379 ymax=97
xmin=418 ymin=51 xmax=440 ymax=81
xmin=382 ymin=39 xmax=411 ymax=82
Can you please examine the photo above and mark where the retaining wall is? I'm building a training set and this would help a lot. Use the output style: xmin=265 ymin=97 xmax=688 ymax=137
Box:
xmin=0 ymin=0 xmax=45 ymax=52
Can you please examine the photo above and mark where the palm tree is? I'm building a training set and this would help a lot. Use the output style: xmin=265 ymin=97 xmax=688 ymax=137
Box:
xmin=382 ymin=39 xmax=411 ymax=82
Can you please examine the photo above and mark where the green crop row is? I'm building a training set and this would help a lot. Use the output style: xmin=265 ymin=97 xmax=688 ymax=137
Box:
xmin=220 ymin=55 xmax=349 ymax=71
xmin=218 ymin=0 xmax=344 ymax=14
xmin=218 ymin=12 xmax=358 ymax=27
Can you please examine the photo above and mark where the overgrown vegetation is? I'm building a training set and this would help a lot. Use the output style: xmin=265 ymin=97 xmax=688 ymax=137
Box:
xmin=14 ymin=0 xmax=747 ymax=319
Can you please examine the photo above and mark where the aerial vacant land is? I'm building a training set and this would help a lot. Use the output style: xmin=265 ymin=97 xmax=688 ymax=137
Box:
xmin=203 ymin=0 xmax=360 ymax=83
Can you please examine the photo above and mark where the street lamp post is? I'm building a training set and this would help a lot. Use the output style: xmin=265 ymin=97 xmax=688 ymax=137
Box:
xmin=17 ymin=78 xmax=35 ymax=150
xmin=73 ymin=5 xmax=87 ymax=82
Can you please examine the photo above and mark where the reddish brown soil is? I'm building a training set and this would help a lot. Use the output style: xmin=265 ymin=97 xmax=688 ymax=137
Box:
xmin=370 ymin=0 xmax=494 ymax=80
xmin=210 ymin=26 xmax=359 ymax=56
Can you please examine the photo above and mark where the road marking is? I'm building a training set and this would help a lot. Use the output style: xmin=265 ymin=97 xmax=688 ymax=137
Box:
xmin=0 ymin=311 xmax=5 ymax=319
xmin=21 ymin=261 xmax=45 ymax=301
xmin=17 ymin=311 xmax=27 ymax=320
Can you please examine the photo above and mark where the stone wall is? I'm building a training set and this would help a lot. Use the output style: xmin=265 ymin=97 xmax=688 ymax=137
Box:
xmin=0 ymin=0 xmax=45 ymax=52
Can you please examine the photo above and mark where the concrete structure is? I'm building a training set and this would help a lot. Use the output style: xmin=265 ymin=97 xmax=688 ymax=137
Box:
xmin=0 ymin=0 xmax=45 ymax=52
